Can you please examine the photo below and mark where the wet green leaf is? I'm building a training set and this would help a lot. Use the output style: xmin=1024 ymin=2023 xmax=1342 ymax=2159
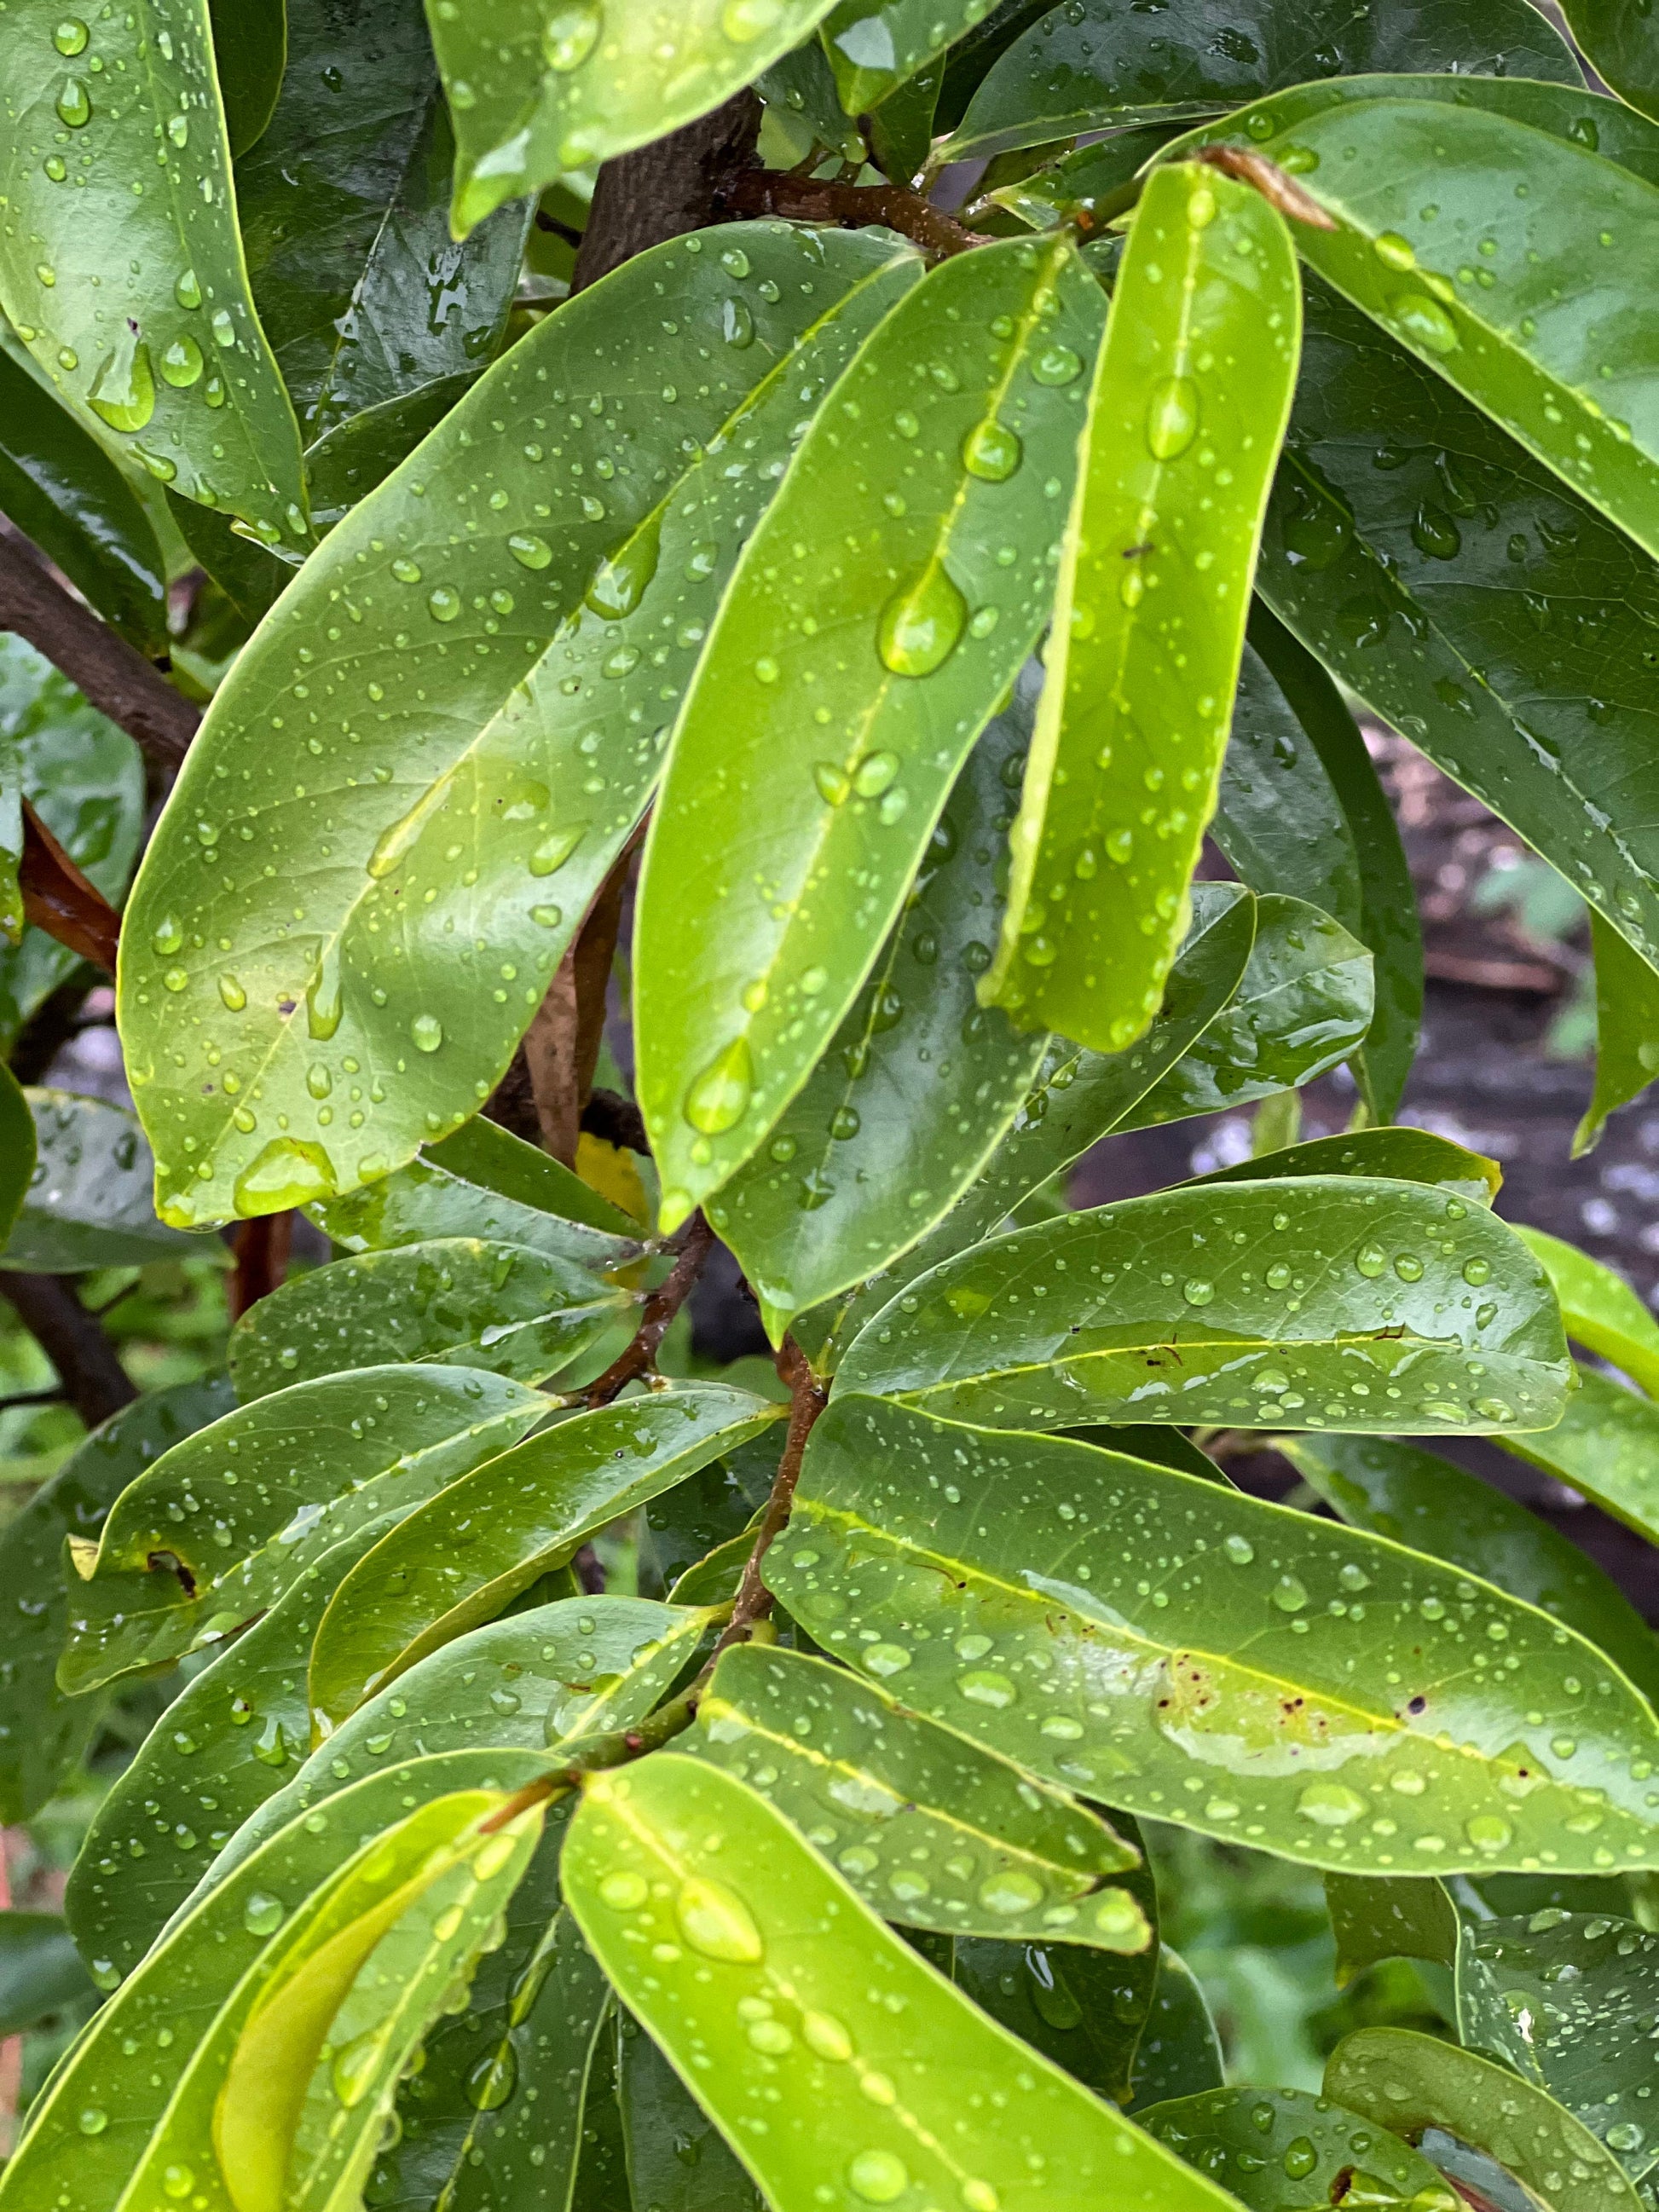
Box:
xmin=0 ymin=1912 xmax=94 ymax=2036
xmin=4 ymin=1089 xmax=199 ymax=1272
xmin=641 ymin=1441 xmax=774 ymax=1600
xmin=1575 ymin=912 xmax=1659 ymax=1156
xmin=986 ymin=165 xmax=1298 ymax=1056
xmin=1561 ymin=0 xmax=1659 ymax=127
xmin=120 ymin=222 xmax=916 ymax=1230
xmin=1324 ymin=1869 xmax=1458 ymax=1984
xmin=760 ymin=32 xmax=866 ymax=163
xmin=712 ymin=700 xmax=1047 ymax=1343
xmin=1327 ymin=2025 xmax=1645 ymax=2212
xmin=1497 ymin=1366 xmax=1659 ymax=1548
xmin=302 ymin=372 xmax=477 ymax=531
xmin=1183 ymin=1127 xmax=1499 ymax=1206
xmin=984 ymin=124 xmax=1191 ymax=232
xmin=0 ymin=0 xmax=309 ymax=547
xmin=838 ymin=1175 xmax=1568 ymax=1435
xmin=228 ymin=1237 xmax=634 ymax=1399
xmin=1123 ymin=1948 xmax=1223 ymax=2111
xmin=617 ymin=2002 xmax=764 ymax=2212
xmin=0 ymin=348 xmax=168 ymax=651
xmin=1511 ymin=1226 xmax=1659 ymax=1399
xmin=635 ymin=233 xmax=1103 ymax=1232
xmin=237 ymin=0 xmax=529 ymax=442
xmin=573 ymin=2023 xmax=633 ymax=2212
xmin=63 ymin=1365 xmax=546 ymax=1693
xmin=309 ymin=1384 xmax=781 ymax=1724
xmin=209 ymin=0 xmax=286 ymax=155
xmin=1457 ymin=1908 xmax=1659 ymax=2177
xmin=769 ymin=1395 xmax=1659 ymax=1874
xmin=0 ymin=1062 xmax=32 ymax=1246
xmin=564 ymin=1752 xmax=1240 ymax=2212
xmin=64 ymin=1513 xmax=405 ymax=1984
xmin=430 ymin=0 xmax=842 ymax=234
xmin=947 ymin=1918 xmax=1161 ymax=2104
xmin=690 ymin=1642 xmax=1147 ymax=1949
xmin=1280 ymin=1434 xmax=1659 ymax=1709
xmin=1141 ymin=2082 xmax=1453 ymax=2207
xmin=821 ymin=1 xmax=1000 ymax=112
xmin=943 ymin=0 xmax=1576 ymax=161
xmin=866 ymin=61 xmax=945 ymax=182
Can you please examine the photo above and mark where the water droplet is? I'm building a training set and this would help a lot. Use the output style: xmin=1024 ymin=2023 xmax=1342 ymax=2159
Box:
xmin=864 ymin=1643 xmax=911 ymax=1676
xmin=587 ymin=516 xmax=661 ymax=619
xmin=1282 ymin=2137 xmax=1319 ymax=2180
xmin=1394 ymin=1253 xmax=1424 ymax=1282
xmin=854 ymin=750 xmax=898 ymax=798
xmin=1410 ymin=501 xmax=1461 ymax=560
xmin=1032 ymin=345 xmax=1083 ymax=386
xmin=801 ymin=2009 xmax=853 ymax=2062
xmin=1224 ymin=1533 xmax=1255 ymax=1565
xmin=174 ymin=268 xmax=201 ymax=309
xmin=1373 ymin=231 xmax=1417 ymax=271
xmin=211 ymin=309 xmax=235 ymax=349
xmin=508 ymin=532 xmax=553 ymax=569
xmin=1298 ymin=1780 xmax=1367 ymax=1827
xmin=530 ymin=823 xmax=586 ymax=876
xmin=88 ymin=338 xmax=155 ymax=433
xmin=877 ymin=565 xmax=966 ymax=678
xmin=978 ymin=1869 xmax=1043 ymax=1917
xmin=962 ymin=419 xmax=1022 ymax=482
xmin=78 ymin=2109 xmax=108 ymax=2135
xmin=1145 ymin=375 xmax=1198 ymax=461
xmin=159 ymin=333 xmax=204 ymax=388
xmin=428 ymin=586 xmax=460 ymax=623
xmin=332 ymin=2028 xmax=386 ymax=2108
xmin=720 ymin=245 xmax=751 ymax=279
xmin=1271 ymin=1574 xmax=1309 ymax=1613
xmin=685 ymin=1036 xmax=754 ymax=1135
xmin=217 ymin=973 xmax=246 ymax=1012
xmin=1356 ymin=1243 xmax=1386 ymax=1278
xmin=465 ymin=2043 xmax=517 ymax=2110
xmin=674 ymin=1877 xmax=763 ymax=1962
xmin=151 ymin=915 xmax=184 ymax=956
xmin=1387 ymin=291 xmax=1459 ymax=355
xmin=957 ymin=1670 xmax=1016 ymax=1708
xmin=243 ymin=1891 xmax=284 ymax=1938
xmin=600 ymin=1870 xmax=648 ymax=1911
xmin=232 ymin=1137 xmax=336 ymax=1217
xmin=55 ymin=76 xmax=90 ymax=126
xmin=166 ymin=111 xmax=188 ymax=147
xmin=847 ymin=2151 xmax=909 ymax=2203
xmin=53 ymin=17 xmax=89 ymax=54
xmin=161 ymin=2167 xmax=194 ymax=2200
xmin=1182 ymin=1278 xmax=1214 ymax=1307
xmin=814 ymin=762 xmax=851 ymax=806
xmin=411 ymin=1014 xmax=442 ymax=1054
xmin=1465 ymin=1813 xmax=1513 ymax=1852
xmin=723 ymin=297 xmax=755 ymax=349
xmin=542 ymin=0 xmax=600 ymax=69
xmin=1463 ymin=1256 xmax=1490 ymax=1286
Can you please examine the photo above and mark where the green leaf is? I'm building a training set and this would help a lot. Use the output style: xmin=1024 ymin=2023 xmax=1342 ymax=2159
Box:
xmin=1324 ymin=1868 xmax=1458 ymax=1984
xmin=689 ymin=1642 xmax=1147 ymax=1950
xmin=982 ymin=124 xmax=1193 ymax=232
xmin=866 ymin=61 xmax=944 ymax=183
xmin=1497 ymin=1365 xmax=1659 ymax=1548
xmin=302 ymin=371 xmax=477 ymax=531
xmin=63 ymin=1512 xmax=405 ymax=1984
xmin=0 ymin=0 xmax=309 ymax=548
xmin=63 ymin=1364 xmax=547 ymax=1692
xmin=985 ymin=165 xmax=1298 ymax=1056
xmin=228 ymin=1237 xmax=634 ymax=1398
xmin=1512 ymin=1225 xmax=1659 ymax=1399
xmin=1123 ymin=1948 xmax=1223 ymax=2111
xmin=564 ymin=1752 xmax=1240 ymax=2212
xmin=1561 ymin=0 xmax=1659 ymax=126
xmin=429 ymin=0 xmax=843 ymax=234
xmin=635 ymin=232 xmax=1104 ymax=1232
xmin=618 ymin=2002 xmax=765 ymax=2212
xmin=943 ymin=0 xmax=1578 ymax=161
xmin=210 ymin=0 xmax=286 ymax=155
xmin=0 ymin=348 xmax=168 ymax=652
xmin=308 ymin=1384 xmax=781 ymax=1724
xmin=1183 ymin=1126 xmax=1500 ymax=1206
xmin=837 ymin=1175 xmax=1568 ymax=1435
xmin=1242 ymin=603 xmax=1422 ymax=1118
xmin=821 ymin=1 xmax=1001 ymax=112
xmin=712 ymin=698 xmax=1048 ymax=1343
xmin=1119 ymin=893 xmax=1373 ymax=1127
xmin=945 ymin=1916 xmax=1161 ymax=2104
xmin=0 ymin=1912 xmax=95 ymax=2037
xmin=768 ymin=1395 xmax=1659 ymax=1873
xmin=1281 ymin=1433 xmax=1659 ymax=1711
xmin=759 ymin=35 xmax=867 ymax=163
xmin=1576 ymin=911 xmax=1659 ymax=1155
xmin=4 ymin=1089 xmax=199 ymax=1272
xmin=1457 ymin=1909 xmax=1659 ymax=2177
xmin=1141 ymin=2082 xmax=1454 ymax=2207
xmin=642 ymin=1441 xmax=774 ymax=1599
xmin=236 ymin=0 xmax=529 ymax=443
xmin=119 ymin=222 xmax=917 ymax=1231
xmin=1326 ymin=2025 xmax=1645 ymax=2212
xmin=0 ymin=1060 xmax=32 ymax=1248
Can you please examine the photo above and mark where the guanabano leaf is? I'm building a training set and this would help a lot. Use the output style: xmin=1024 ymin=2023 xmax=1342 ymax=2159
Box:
xmin=1575 ymin=910 xmax=1659 ymax=1155
xmin=1511 ymin=1226 xmax=1659 ymax=1399
xmin=1140 ymin=2083 xmax=1454 ymax=2209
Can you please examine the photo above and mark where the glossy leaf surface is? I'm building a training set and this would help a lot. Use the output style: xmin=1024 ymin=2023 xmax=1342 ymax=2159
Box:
xmin=770 ymin=1397 xmax=1659 ymax=1872
xmin=1327 ymin=2026 xmax=1645 ymax=2212
xmin=564 ymin=1753 xmax=1239 ymax=2212
xmin=228 ymin=1237 xmax=633 ymax=1398
xmin=1511 ymin=1225 xmax=1659 ymax=1398
xmin=1281 ymin=1433 xmax=1659 ymax=1708
xmin=821 ymin=1 xmax=999 ymax=112
xmin=1562 ymin=0 xmax=1659 ymax=125
xmin=0 ymin=0 xmax=309 ymax=546
xmin=4 ymin=1089 xmax=197 ymax=1272
xmin=0 ymin=1911 xmax=94 ymax=2037
xmin=838 ymin=1175 xmax=1569 ymax=1435
xmin=947 ymin=1920 xmax=1161 ymax=2105
xmin=1124 ymin=1949 xmax=1224 ymax=2111
xmin=1184 ymin=1127 xmax=1499 ymax=1205
xmin=237 ymin=0 xmax=529 ymax=441
xmin=121 ymin=222 xmax=916 ymax=1229
xmin=636 ymin=234 xmax=1103 ymax=1229
xmin=0 ymin=1062 xmax=32 ymax=1247
xmin=0 ymin=348 xmax=167 ymax=651
xmin=64 ymin=1365 xmax=546 ymax=1692
xmin=309 ymin=1384 xmax=780 ymax=1722
xmin=712 ymin=700 xmax=1046 ymax=1341
xmin=1576 ymin=911 xmax=1659 ymax=1155
xmin=1324 ymin=1868 xmax=1458 ymax=1983
xmin=691 ymin=1643 xmax=1147 ymax=1949
xmin=429 ymin=0 xmax=843 ymax=233
xmin=209 ymin=0 xmax=286 ymax=156
xmin=617 ymin=2004 xmax=764 ymax=2212
xmin=945 ymin=0 xmax=1577 ymax=159
xmin=987 ymin=165 xmax=1298 ymax=1054
xmin=984 ymin=123 xmax=1191 ymax=232
xmin=1498 ymin=1366 xmax=1659 ymax=1546
xmin=1142 ymin=2083 xmax=1453 ymax=2209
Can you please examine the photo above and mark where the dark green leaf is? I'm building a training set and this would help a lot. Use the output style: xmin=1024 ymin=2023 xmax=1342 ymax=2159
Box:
xmin=637 ymin=234 xmax=1103 ymax=1231
xmin=1124 ymin=1949 xmax=1223 ymax=2111
xmin=982 ymin=124 xmax=1193 ymax=231
xmin=770 ymin=1396 xmax=1659 ymax=1872
xmin=821 ymin=1 xmax=1000 ymax=112
xmin=691 ymin=1642 xmax=1147 ymax=1949
xmin=867 ymin=61 xmax=944 ymax=182
xmin=119 ymin=223 xmax=917 ymax=1229
xmin=838 ymin=1176 xmax=1568 ymax=1435
xmin=236 ymin=0 xmax=529 ymax=443
xmin=1327 ymin=2025 xmax=1645 ymax=2212
xmin=1182 ymin=1127 xmax=1500 ymax=1206
xmin=1324 ymin=1868 xmax=1458 ymax=1984
xmin=1068 ymin=1424 xmax=1232 ymax=1485
xmin=947 ymin=1924 xmax=1161 ymax=2105
xmin=618 ymin=2005 xmax=764 ymax=2212
xmin=640 ymin=1441 xmax=775 ymax=1599
xmin=759 ymin=35 xmax=866 ymax=162
xmin=5 ymin=1089 xmax=198 ymax=1272
xmin=0 ymin=1060 xmax=32 ymax=1249
xmin=711 ymin=699 xmax=1047 ymax=1343
xmin=1512 ymin=1226 xmax=1659 ymax=1398
xmin=308 ymin=1384 xmax=782 ymax=1724
xmin=564 ymin=1753 xmax=1240 ymax=2212
xmin=573 ymin=2022 xmax=633 ymax=2212
xmin=228 ymin=1237 xmax=634 ymax=1398
xmin=209 ymin=0 xmax=286 ymax=156
xmin=0 ymin=0 xmax=309 ymax=547
xmin=1561 ymin=0 xmax=1659 ymax=127
xmin=303 ymin=372 xmax=476 ymax=530
xmin=943 ymin=0 xmax=1577 ymax=160
xmin=0 ymin=348 xmax=167 ymax=651
xmin=1497 ymin=1365 xmax=1659 ymax=1548
xmin=986 ymin=165 xmax=1298 ymax=1056
xmin=1280 ymin=1433 xmax=1659 ymax=1708
xmin=0 ymin=1912 xmax=95 ymax=2037
xmin=1141 ymin=2082 xmax=1453 ymax=2206
xmin=165 ymin=488 xmax=291 ymax=628
xmin=1575 ymin=911 xmax=1659 ymax=1155
xmin=63 ymin=1365 xmax=547 ymax=1692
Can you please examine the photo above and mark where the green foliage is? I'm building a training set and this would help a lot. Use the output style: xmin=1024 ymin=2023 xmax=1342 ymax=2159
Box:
xmin=3 ymin=7 xmax=1659 ymax=2209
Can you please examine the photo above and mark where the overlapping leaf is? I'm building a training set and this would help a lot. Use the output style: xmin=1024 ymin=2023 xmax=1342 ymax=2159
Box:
xmin=1576 ymin=911 xmax=1659 ymax=1154
xmin=1124 ymin=1949 xmax=1224 ymax=2111
xmin=4 ymin=1089 xmax=197 ymax=1272
xmin=0 ymin=1062 xmax=32 ymax=1249
xmin=617 ymin=2003 xmax=765 ymax=2212
xmin=945 ymin=1911 xmax=1164 ymax=2105
xmin=768 ymin=1397 xmax=1659 ymax=1872
xmin=0 ymin=1911 xmax=94 ymax=2037
xmin=1512 ymin=1226 xmax=1659 ymax=1397
xmin=1184 ymin=1126 xmax=1499 ymax=1204
xmin=1497 ymin=1366 xmax=1659 ymax=1547
xmin=120 ymin=222 xmax=917 ymax=1229
xmin=1142 ymin=2084 xmax=1453 ymax=2209
xmin=820 ymin=1 xmax=1000 ymax=113
xmin=1563 ymin=0 xmax=1659 ymax=125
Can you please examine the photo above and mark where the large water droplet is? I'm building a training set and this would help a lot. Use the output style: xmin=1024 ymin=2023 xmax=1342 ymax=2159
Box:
xmin=1032 ymin=344 xmax=1082 ymax=386
xmin=1297 ymin=1780 xmax=1367 ymax=1827
xmin=877 ymin=564 xmax=966 ymax=678
xmin=88 ymin=338 xmax=155 ymax=433
xmin=243 ymin=1891 xmax=284 ymax=1938
xmin=586 ymin=514 xmax=661 ymax=619
xmin=1387 ymin=291 xmax=1459 ymax=355
xmin=1145 ymin=375 xmax=1198 ymax=460
xmin=175 ymin=268 xmax=202 ymax=309
xmin=411 ymin=1014 xmax=443 ymax=1054
xmin=978 ymin=1869 xmax=1043 ymax=1918
xmin=217 ymin=973 xmax=246 ymax=1012
xmin=542 ymin=0 xmax=601 ymax=69
xmin=508 ymin=532 xmax=553 ymax=570
xmin=962 ymin=419 xmax=1022 ymax=482
xmin=684 ymin=1036 xmax=754 ymax=1135
xmin=674 ymin=1877 xmax=763 ymax=1961
xmin=1410 ymin=501 xmax=1461 ymax=560
xmin=233 ymin=1137 xmax=337 ymax=1217
xmin=723 ymin=297 xmax=755 ymax=349
xmin=847 ymin=2151 xmax=909 ymax=2203
xmin=306 ymin=947 xmax=342 ymax=1040
xmin=1372 ymin=231 xmax=1416 ymax=271
xmin=151 ymin=914 xmax=184 ymax=956
xmin=159 ymin=333 xmax=204 ymax=388
xmin=332 ymin=2028 xmax=386 ymax=2108
xmin=55 ymin=75 xmax=90 ymax=126
xmin=465 ymin=2042 xmax=517 ymax=2109
xmin=529 ymin=823 xmax=586 ymax=877
xmin=53 ymin=18 xmax=90 ymax=55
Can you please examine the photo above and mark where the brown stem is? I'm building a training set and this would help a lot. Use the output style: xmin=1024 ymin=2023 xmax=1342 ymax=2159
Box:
xmin=573 ymin=90 xmax=764 ymax=292
xmin=1193 ymin=145 xmax=1336 ymax=230
xmin=581 ymin=1212 xmax=715 ymax=1408
xmin=227 ymin=1210 xmax=293 ymax=1322
xmin=476 ymin=1676 xmax=713 ymax=1833
xmin=0 ymin=534 xmax=198 ymax=772
xmin=718 ymin=168 xmax=991 ymax=257
xmin=0 ymin=1273 xmax=136 ymax=1429
xmin=8 ymin=975 xmax=103 ymax=1086
xmin=523 ymin=834 xmax=639 ymax=1165
xmin=714 ymin=1337 xmax=828 ymax=1657
xmin=19 ymin=803 xmax=121 ymax=973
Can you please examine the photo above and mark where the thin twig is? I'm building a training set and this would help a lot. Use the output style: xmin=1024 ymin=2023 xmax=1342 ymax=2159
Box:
xmin=579 ymin=1212 xmax=716 ymax=1408
xmin=1193 ymin=145 xmax=1337 ymax=230
xmin=20 ymin=804 xmax=122 ymax=973
xmin=718 ymin=167 xmax=992 ymax=257
xmin=714 ymin=1336 xmax=828 ymax=1658
xmin=476 ymin=1677 xmax=714 ymax=1833
xmin=0 ymin=1273 xmax=136 ymax=1429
